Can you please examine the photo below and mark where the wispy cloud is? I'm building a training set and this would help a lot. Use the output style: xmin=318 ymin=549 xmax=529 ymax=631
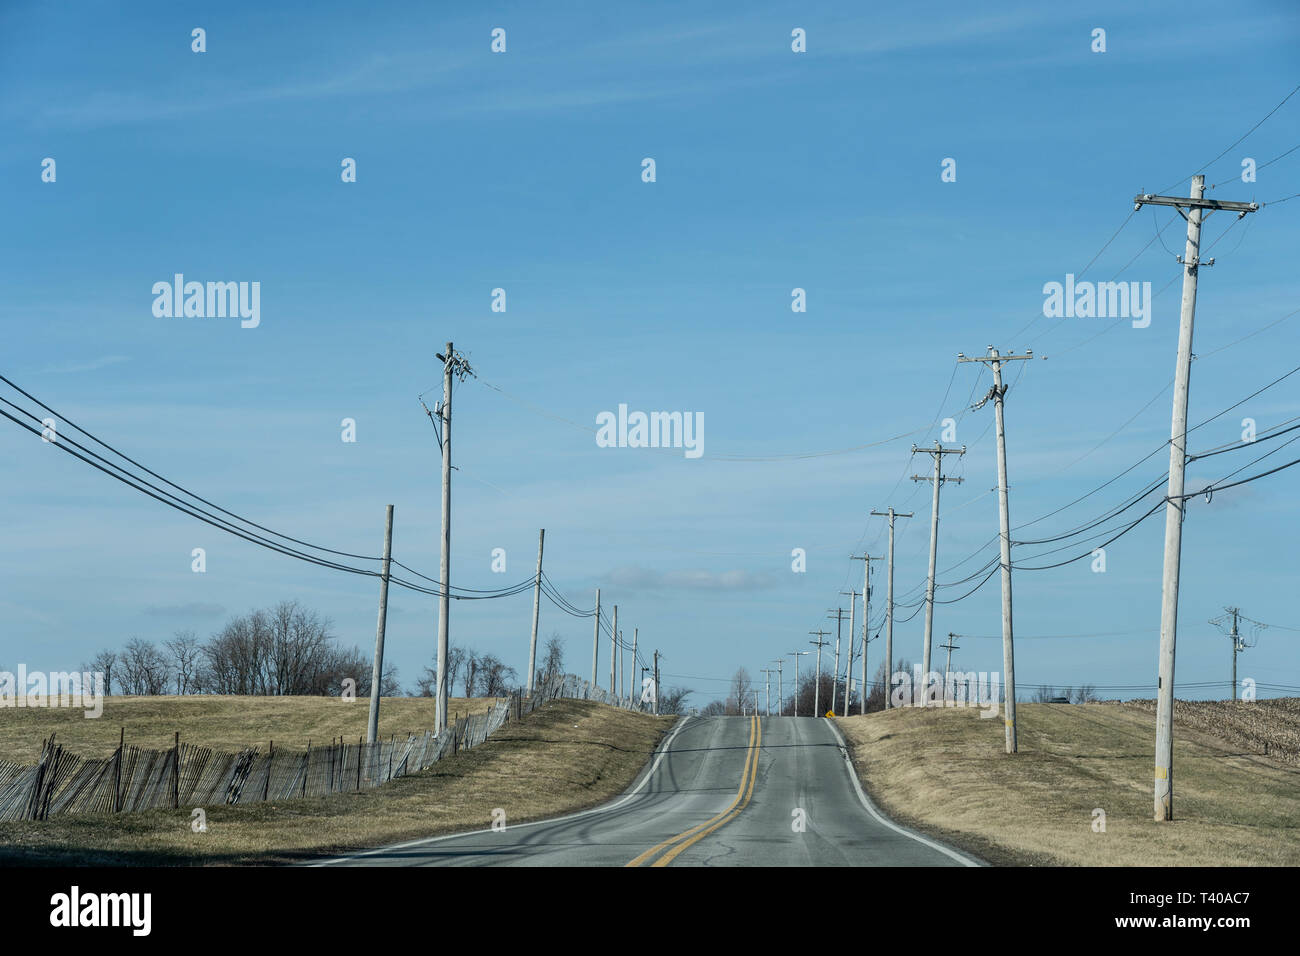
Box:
xmin=141 ymin=602 xmax=226 ymax=619
xmin=37 ymin=355 xmax=130 ymax=375
xmin=607 ymin=565 xmax=775 ymax=592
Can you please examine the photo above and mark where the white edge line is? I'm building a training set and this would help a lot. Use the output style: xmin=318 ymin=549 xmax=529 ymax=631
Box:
xmin=823 ymin=717 xmax=984 ymax=868
xmin=308 ymin=714 xmax=692 ymax=866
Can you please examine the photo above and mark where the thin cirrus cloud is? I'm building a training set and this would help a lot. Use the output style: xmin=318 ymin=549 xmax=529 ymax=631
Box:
xmin=607 ymin=565 xmax=775 ymax=592
xmin=36 ymin=355 xmax=130 ymax=375
xmin=141 ymin=602 xmax=226 ymax=619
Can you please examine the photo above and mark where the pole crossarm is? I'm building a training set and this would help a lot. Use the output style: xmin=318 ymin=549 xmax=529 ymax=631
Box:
xmin=1134 ymin=192 xmax=1259 ymax=215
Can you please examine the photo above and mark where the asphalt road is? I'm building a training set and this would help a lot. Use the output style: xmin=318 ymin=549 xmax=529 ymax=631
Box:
xmin=317 ymin=715 xmax=979 ymax=867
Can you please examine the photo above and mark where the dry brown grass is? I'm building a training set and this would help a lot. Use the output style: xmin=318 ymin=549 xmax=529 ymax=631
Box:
xmin=0 ymin=698 xmax=671 ymax=865
xmin=0 ymin=694 xmax=498 ymax=763
xmin=836 ymin=701 xmax=1300 ymax=866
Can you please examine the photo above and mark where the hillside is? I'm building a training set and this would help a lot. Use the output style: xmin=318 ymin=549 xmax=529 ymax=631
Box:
xmin=836 ymin=701 xmax=1300 ymax=866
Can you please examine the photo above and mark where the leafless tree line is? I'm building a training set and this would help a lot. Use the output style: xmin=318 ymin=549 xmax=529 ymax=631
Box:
xmin=81 ymin=600 xmax=400 ymax=697
xmin=414 ymin=632 xmax=566 ymax=699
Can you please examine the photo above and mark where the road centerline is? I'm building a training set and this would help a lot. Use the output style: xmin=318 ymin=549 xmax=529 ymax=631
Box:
xmin=625 ymin=714 xmax=758 ymax=867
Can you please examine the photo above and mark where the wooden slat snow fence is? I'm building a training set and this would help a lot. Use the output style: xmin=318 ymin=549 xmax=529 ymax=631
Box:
xmin=0 ymin=673 xmax=643 ymax=821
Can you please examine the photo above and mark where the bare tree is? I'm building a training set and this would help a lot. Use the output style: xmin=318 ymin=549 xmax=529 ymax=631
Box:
xmin=476 ymin=654 xmax=518 ymax=698
xmin=165 ymin=630 xmax=201 ymax=694
xmin=1070 ymin=685 xmax=1099 ymax=704
xmin=415 ymin=643 xmax=467 ymax=698
xmin=90 ymin=649 xmax=117 ymax=696
xmin=657 ymin=685 xmax=693 ymax=715
xmin=727 ymin=667 xmax=753 ymax=715
xmin=118 ymin=638 xmax=171 ymax=695
xmin=464 ymin=651 xmax=479 ymax=697
xmin=542 ymin=633 xmax=565 ymax=683
xmin=197 ymin=600 xmax=374 ymax=696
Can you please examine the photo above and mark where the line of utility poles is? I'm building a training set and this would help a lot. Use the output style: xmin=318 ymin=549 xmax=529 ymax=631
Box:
xmin=810 ymin=628 xmax=831 ymax=715
xmin=827 ymin=610 xmax=844 ymax=710
xmin=959 ymin=346 xmax=1031 ymax=752
xmin=840 ymin=589 xmax=856 ymax=715
xmin=869 ymin=510 xmax=911 ymax=711
xmin=760 ymin=668 xmax=773 ymax=716
xmin=911 ymin=442 xmax=964 ymax=705
xmin=788 ymin=650 xmax=807 ymax=716
xmin=1136 ymin=176 xmax=1258 ymax=822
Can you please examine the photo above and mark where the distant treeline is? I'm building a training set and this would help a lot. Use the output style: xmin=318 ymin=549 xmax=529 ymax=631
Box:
xmin=82 ymin=600 xmax=399 ymax=697
xmin=77 ymin=602 xmax=594 ymax=700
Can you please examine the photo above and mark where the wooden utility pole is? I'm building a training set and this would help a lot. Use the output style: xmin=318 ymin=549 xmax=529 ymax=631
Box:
xmin=870 ymin=510 xmax=912 ymax=710
xmin=789 ymin=650 xmax=808 ymax=716
xmin=630 ymin=628 xmax=638 ymax=704
xmin=526 ymin=529 xmax=545 ymax=696
xmin=810 ymin=628 xmax=831 ymax=715
xmin=1135 ymin=177 xmax=1258 ymax=821
xmin=591 ymin=588 xmax=601 ymax=687
xmin=774 ymin=658 xmax=784 ymax=716
xmin=1211 ymin=607 xmax=1253 ymax=700
xmin=850 ymin=554 xmax=882 ymax=713
xmin=1230 ymin=609 xmax=1241 ymax=700
xmin=610 ymin=605 xmax=618 ymax=697
xmin=652 ymin=649 xmax=660 ymax=715
xmin=427 ymin=343 xmax=473 ymax=736
xmin=959 ymin=347 xmax=1032 ymax=751
xmin=912 ymin=442 xmax=964 ymax=705
xmin=827 ymin=609 xmax=844 ymax=712
xmin=760 ymin=668 xmax=773 ymax=716
xmin=840 ymin=589 xmax=856 ymax=714
xmin=367 ymin=504 xmax=395 ymax=743
xmin=939 ymin=633 xmax=960 ymax=703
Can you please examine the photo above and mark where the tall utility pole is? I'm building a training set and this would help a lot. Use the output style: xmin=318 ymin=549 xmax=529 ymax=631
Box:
xmin=850 ymin=554 xmax=882 ymax=713
xmin=810 ymin=629 xmax=831 ymax=715
xmin=428 ymin=342 xmax=473 ymax=736
xmin=1135 ymin=177 xmax=1259 ymax=822
xmin=774 ymin=658 xmax=784 ymax=716
xmin=591 ymin=588 xmax=601 ymax=687
xmin=851 ymin=556 xmax=871 ymax=713
xmin=652 ymin=649 xmax=660 ymax=715
xmin=526 ymin=529 xmax=545 ymax=696
xmin=630 ymin=628 xmax=638 ymax=702
xmin=789 ymin=651 xmax=808 ymax=716
xmin=870 ymin=510 xmax=912 ymax=710
xmin=912 ymin=442 xmax=965 ymax=705
xmin=610 ymin=606 xmax=619 ymax=697
xmin=939 ymin=633 xmax=960 ymax=703
xmin=959 ymin=347 xmax=1032 ymax=751
xmin=1211 ymin=607 xmax=1258 ymax=701
xmin=760 ymin=668 xmax=773 ymax=716
xmin=367 ymin=504 xmax=394 ymax=744
xmin=840 ymin=589 xmax=857 ymax=714
xmin=827 ymin=609 xmax=844 ymax=711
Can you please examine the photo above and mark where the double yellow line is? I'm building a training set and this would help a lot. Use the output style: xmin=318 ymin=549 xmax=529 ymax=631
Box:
xmin=626 ymin=712 xmax=762 ymax=867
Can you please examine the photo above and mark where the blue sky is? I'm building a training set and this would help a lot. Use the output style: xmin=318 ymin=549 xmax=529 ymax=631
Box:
xmin=2 ymin=1 xmax=1298 ymax=705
